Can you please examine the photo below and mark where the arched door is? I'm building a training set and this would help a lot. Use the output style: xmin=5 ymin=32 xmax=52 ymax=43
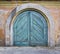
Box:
xmin=13 ymin=10 xmax=48 ymax=46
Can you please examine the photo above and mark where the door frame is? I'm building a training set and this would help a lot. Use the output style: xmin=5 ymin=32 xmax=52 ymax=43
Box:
xmin=13 ymin=10 xmax=48 ymax=46
xmin=5 ymin=3 xmax=55 ymax=47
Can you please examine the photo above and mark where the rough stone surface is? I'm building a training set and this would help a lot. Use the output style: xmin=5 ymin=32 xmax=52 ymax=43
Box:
xmin=0 ymin=47 xmax=60 ymax=54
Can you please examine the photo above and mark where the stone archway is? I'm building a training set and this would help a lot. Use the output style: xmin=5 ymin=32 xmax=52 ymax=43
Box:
xmin=5 ymin=3 xmax=55 ymax=47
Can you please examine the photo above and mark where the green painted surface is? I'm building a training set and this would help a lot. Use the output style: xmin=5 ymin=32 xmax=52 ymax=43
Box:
xmin=13 ymin=11 xmax=48 ymax=46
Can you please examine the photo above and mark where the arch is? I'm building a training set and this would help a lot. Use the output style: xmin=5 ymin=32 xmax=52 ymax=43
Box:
xmin=5 ymin=3 xmax=55 ymax=47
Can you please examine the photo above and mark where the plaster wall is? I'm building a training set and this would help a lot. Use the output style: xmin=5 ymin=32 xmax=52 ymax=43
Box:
xmin=0 ymin=1 xmax=60 ymax=46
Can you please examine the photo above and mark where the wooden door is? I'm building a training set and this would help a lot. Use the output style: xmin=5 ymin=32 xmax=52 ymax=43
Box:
xmin=13 ymin=11 xmax=48 ymax=46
